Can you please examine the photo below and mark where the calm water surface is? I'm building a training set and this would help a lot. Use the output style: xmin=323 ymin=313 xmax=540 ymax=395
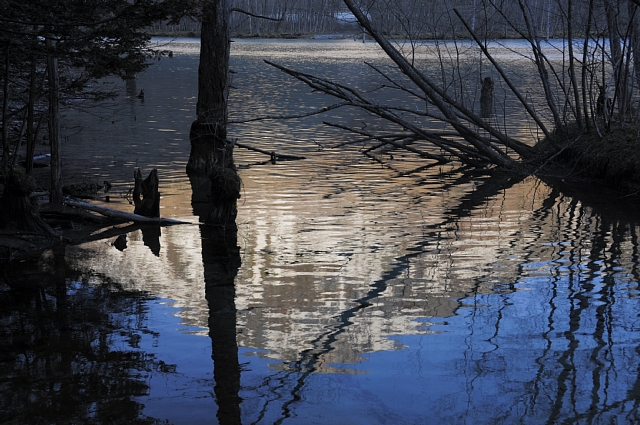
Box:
xmin=2 ymin=39 xmax=640 ymax=424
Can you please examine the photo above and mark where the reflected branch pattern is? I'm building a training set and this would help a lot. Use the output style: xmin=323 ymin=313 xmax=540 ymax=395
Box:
xmin=0 ymin=253 xmax=171 ymax=424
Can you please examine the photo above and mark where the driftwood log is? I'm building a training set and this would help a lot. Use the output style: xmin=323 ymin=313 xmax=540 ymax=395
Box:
xmin=133 ymin=168 xmax=160 ymax=217
xmin=63 ymin=198 xmax=188 ymax=225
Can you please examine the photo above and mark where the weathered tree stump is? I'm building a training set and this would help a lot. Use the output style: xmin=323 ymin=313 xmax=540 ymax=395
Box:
xmin=480 ymin=76 xmax=494 ymax=118
xmin=133 ymin=168 xmax=160 ymax=217
xmin=0 ymin=171 xmax=54 ymax=233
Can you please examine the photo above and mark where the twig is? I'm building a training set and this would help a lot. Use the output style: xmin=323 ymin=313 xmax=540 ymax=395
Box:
xmin=235 ymin=142 xmax=306 ymax=161
xmin=231 ymin=8 xmax=283 ymax=21
xmin=228 ymin=102 xmax=349 ymax=124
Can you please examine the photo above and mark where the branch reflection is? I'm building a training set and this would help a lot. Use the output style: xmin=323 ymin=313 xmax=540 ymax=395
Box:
xmin=0 ymin=248 xmax=167 ymax=424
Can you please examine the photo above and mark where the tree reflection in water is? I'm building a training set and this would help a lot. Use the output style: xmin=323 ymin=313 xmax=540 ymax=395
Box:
xmin=415 ymin=184 xmax=640 ymax=424
xmin=0 ymin=247 xmax=172 ymax=424
xmin=190 ymin=172 xmax=242 ymax=425
xmin=528 ymin=196 xmax=640 ymax=423
xmin=231 ymin=172 xmax=640 ymax=424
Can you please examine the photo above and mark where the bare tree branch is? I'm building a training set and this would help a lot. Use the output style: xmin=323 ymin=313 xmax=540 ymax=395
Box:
xmin=230 ymin=8 xmax=283 ymax=22
xmin=228 ymin=102 xmax=349 ymax=124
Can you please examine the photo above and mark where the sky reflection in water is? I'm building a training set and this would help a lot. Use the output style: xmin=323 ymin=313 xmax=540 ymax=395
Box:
xmin=2 ymin=38 xmax=640 ymax=424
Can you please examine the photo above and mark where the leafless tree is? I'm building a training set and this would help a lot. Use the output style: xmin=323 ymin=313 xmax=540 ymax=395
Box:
xmin=260 ymin=0 xmax=640 ymax=170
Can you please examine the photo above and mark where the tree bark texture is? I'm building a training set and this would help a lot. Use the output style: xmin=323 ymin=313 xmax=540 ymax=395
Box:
xmin=188 ymin=0 xmax=240 ymax=226
xmin=480 ymin=76 xmax=494 ymax=118
xmin=187 ymin=0 xmax=233 ymax=175
xmin=25 ymin=56 xmax=37 ymax=175
xmin=196 ymin=0 xmax=231 ymax=125
xmin=1 ymin=44 xmax=10 ymax=170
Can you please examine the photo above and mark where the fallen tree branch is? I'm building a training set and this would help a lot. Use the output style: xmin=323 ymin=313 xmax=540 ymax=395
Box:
xmin=228 ymin=102 xmax=349 ymax=124
xmin=63 ymin=198 xmax=191 ymax=225
xmin=453 ymin=8 xmax=556 ymax=150
xmin=265 ymin=60 xmax=497 ymax=165
xmin=40 ymin=203 xmax=111 ymax=224
xmin=235 ymin=141 xmax=306 ymax=161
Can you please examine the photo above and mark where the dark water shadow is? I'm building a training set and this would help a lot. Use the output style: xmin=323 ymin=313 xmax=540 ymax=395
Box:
xmin=0 ymin=247 xmax=169 ymax=425
xmin=189 ymin=172 xmax=243 ymax=425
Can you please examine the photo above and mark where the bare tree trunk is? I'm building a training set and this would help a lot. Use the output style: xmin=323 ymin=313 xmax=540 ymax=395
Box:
xmin=1 ymin=43 xmax=9 ymax=171
xmin=566 ymin=0 xmax=584 ymax=129
xmin=25 ymin=55 xmax=37 ymax=175
xmin=188 ymin=0 xmax=240 ymax=225
xmin=342 ymin=0 xmax=521 ymax=167
xmin=518 ymin=0 xmax=564 ymax=133
xmin=188 ymin=0 xmax=232 ymax=176
xmin=133 ymin=168 xmax=160 ymax=218
xmin=631 ymin=2 xmax=640 ymax=97
xmin=605 ymin=0 xmax=630 ymax=118
xmin=46 ymin=37 xmax=62 ymax=204
xmin=582 ymin=0 xmax=595 ymax=130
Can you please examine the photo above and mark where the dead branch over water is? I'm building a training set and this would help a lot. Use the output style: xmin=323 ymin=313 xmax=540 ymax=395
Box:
xmin=256 ymin=0 xmax=640 ymax=180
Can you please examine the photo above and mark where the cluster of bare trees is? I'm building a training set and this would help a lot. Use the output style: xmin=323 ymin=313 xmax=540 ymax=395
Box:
xmin=151 ymin=0 xmax=605 ymax=38
xmin=259 ymin=0 xmax=640 ymax=170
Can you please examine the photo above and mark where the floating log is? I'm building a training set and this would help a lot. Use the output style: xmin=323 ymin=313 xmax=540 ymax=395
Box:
xmin=63 ymin=198 xmax=189 ymax=225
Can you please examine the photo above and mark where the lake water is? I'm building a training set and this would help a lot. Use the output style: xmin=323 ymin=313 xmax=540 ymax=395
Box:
xmin=2 ymin=39 xmax=640 ymax=424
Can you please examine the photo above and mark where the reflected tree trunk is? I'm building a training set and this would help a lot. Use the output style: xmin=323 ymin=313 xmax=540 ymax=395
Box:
xmin=190 ymin=174 xmax=242 ymax=425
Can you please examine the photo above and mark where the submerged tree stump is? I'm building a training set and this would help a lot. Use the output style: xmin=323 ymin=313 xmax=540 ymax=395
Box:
xmin=133 ymin=168 xmax=160 ymax=218
xmin=480 ymin=76 xmax=494 ymax=118
xmin=187 ymin=120 xmax=241 ymax=226
xmin=0 ymin=171 xmax=54 ymax=233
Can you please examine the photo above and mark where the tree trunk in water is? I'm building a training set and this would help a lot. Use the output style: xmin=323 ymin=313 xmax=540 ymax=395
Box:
xmin=189 ymin=0 xmax=231 ymax=168
xmin=133 ymin=168 xmax=160 ymax=218
xmin=0 ymin=171 xmax=54 ymax=234
xmin=188 ymin=0 xmax=240 ymax=225
xmin=47 ymin=37 xmax=62 ymax=204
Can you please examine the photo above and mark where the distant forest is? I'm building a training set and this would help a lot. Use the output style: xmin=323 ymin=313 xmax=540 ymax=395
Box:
xmin=149 ymin=0 xmax=603 ymax=39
